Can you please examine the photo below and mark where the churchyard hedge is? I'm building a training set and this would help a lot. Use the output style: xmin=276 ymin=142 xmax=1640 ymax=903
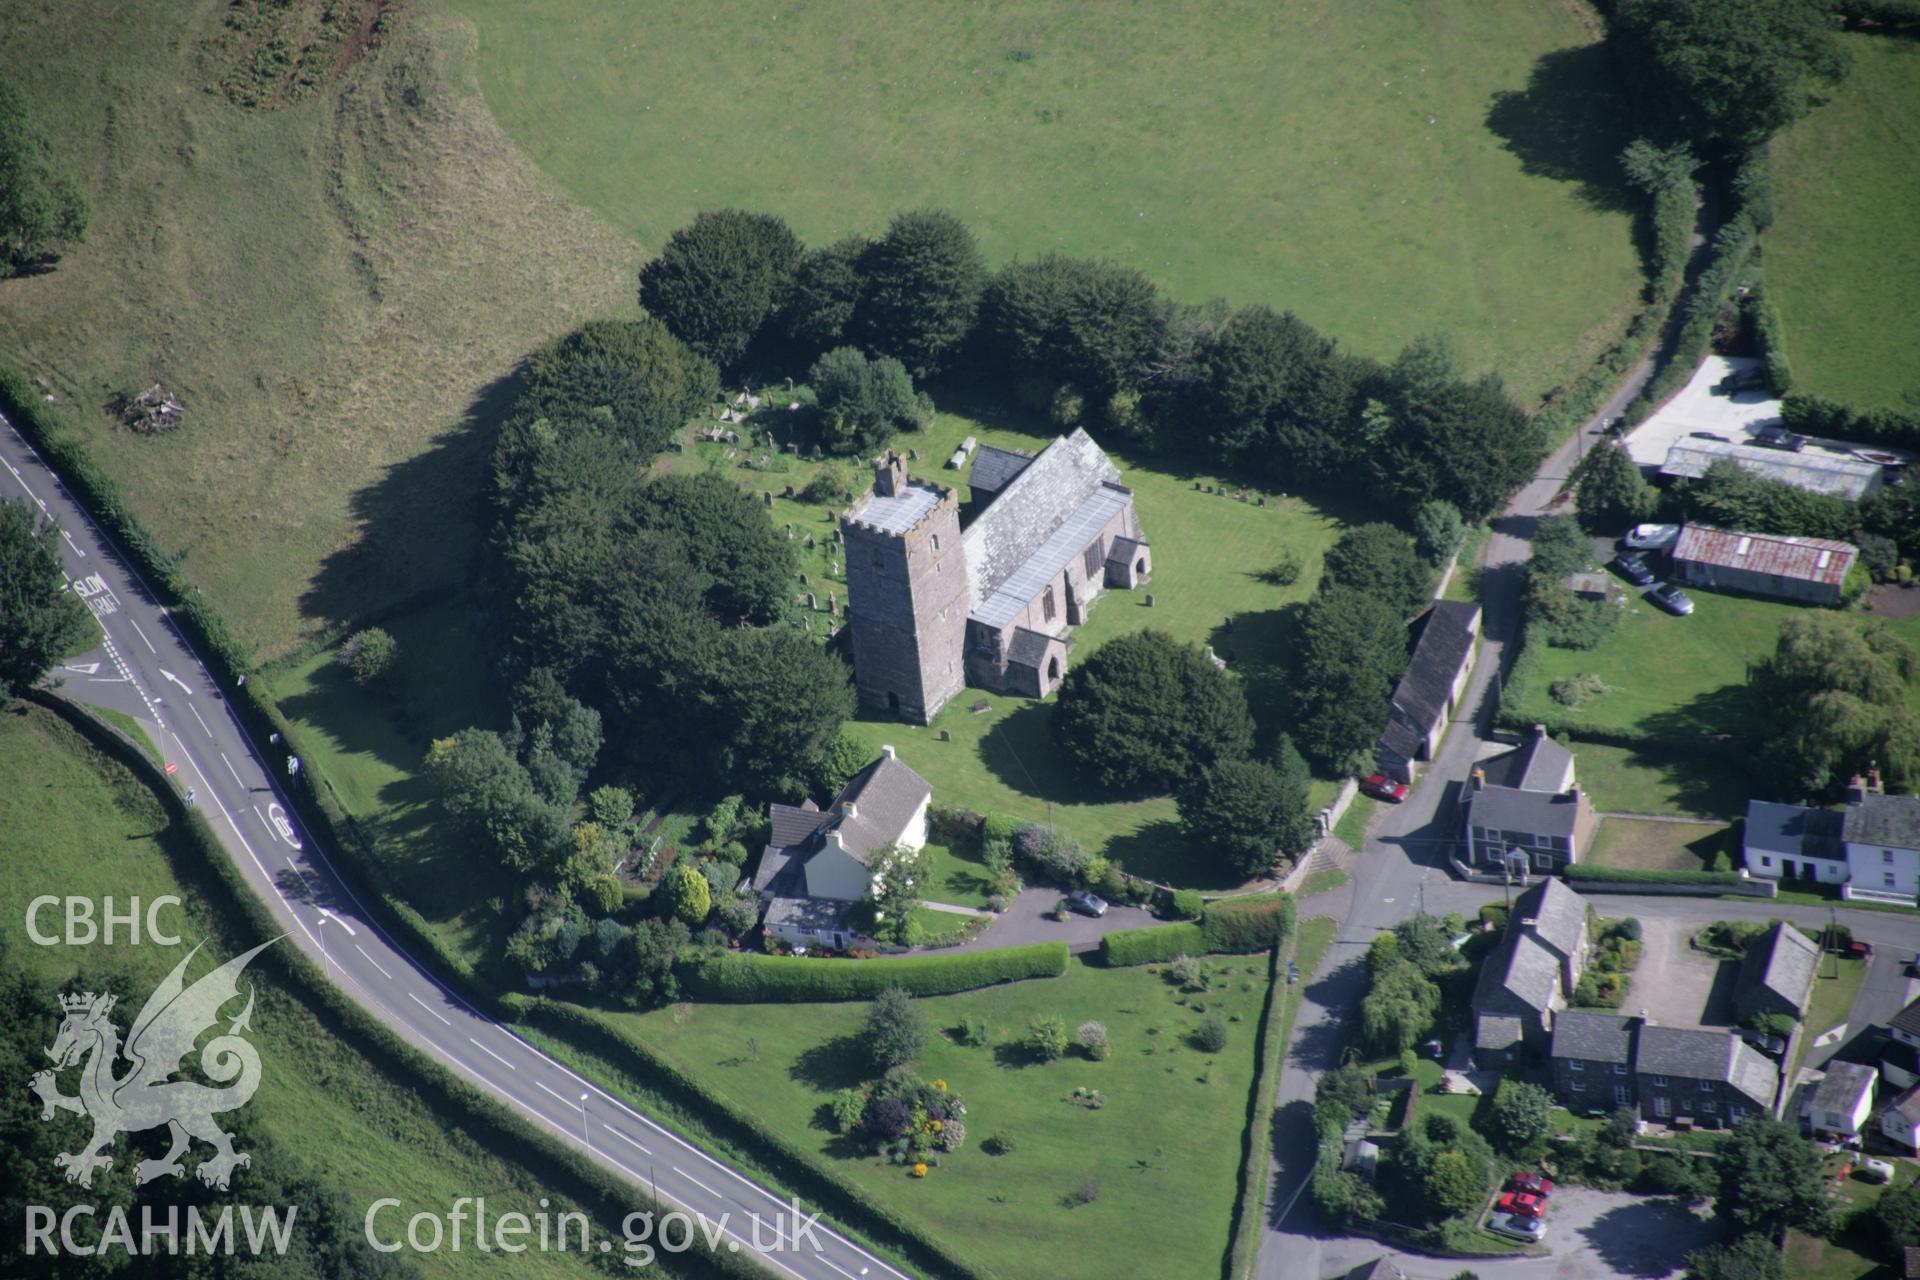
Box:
xmin=676 ymin=942 xmax=1068 ymax=1001
xmin=1100 ymin=892 xmax=1296 ymax=965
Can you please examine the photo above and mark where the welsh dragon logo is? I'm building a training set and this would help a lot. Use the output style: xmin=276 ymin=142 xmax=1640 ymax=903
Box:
xmin=29 ymin=938 xmax=278 ymax=1190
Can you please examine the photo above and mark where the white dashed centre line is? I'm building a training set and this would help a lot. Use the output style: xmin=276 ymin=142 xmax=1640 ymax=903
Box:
xmin=407 ymin=991 xmax=452 ymax=1026
xmin=353 ymin=944 xmax=393 ymax=980
xmin=128 ymin=618 xmax=157 ymax=654
xmin=469 ymin=1037 xmax=517 ymax=1070
xmin=604 ymin=1125 xmax=650 ymax=1156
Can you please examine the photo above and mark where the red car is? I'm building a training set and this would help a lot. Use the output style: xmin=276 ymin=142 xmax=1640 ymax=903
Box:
xmin=1509 ymin=1171 xmax=1555 ymax=1196
xmin=1360 ymin=773 xmax=1409 ymax=803
xmin=1495 ymin=1191 xmax=1546 ymax=1219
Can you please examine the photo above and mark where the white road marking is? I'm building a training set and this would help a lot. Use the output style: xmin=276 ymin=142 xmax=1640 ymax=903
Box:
xmin=353 ymin=944 xmax=393 ymax=979
xmin=820 ymin=1258 xmax=859 ymax=1280
xmin=672 ymin=1167 xmax=724 ymax=1201
xmin=219 ymin=750 xmax=244 ymax=787
xmin=63 ymin=661 xmax=100 ymax=675
xmin=129 ymin=619 xmax=157 ymax=653
xmin=603 ymin=1124 xmax=650 ymax=1156
xmin=317 ymin=907 xmax=357 ymax=937
xmin=469 ymin=1037 xmax=517 ymax=1070
xmin=159 ymin=666 xmax=192 ymax=693
xmin=192 ymin=704 xmax=214 ymax=737
xmin=62 ymin=528 xmax=85 ymax=557
xmin=536 ymin=1080 xmax=582 ymax=1109
xmin=407 ymin=990 xmax=452 ymax=1025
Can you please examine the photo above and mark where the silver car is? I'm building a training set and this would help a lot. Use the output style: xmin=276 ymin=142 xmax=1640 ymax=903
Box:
xmin=1485 ymin=1212 xmax=1546 ymax=1244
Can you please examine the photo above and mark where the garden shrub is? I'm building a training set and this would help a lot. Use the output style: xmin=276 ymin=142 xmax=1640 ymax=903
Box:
xmin=1193 ymin=1014 xmax=1229 ymax=1053
xmin=1099 ymin=892 xmax=1294 ymax=965
xmin=677 ymin=942 xmax=1067 ymax=1001
xmin=1171 ymin=888 xmax=1205 ymax=919
xmin=1100 ymin=922 xmax=1208 ymax=966
xmin=1029 ymin=1015 xmax=1069 ymax=1061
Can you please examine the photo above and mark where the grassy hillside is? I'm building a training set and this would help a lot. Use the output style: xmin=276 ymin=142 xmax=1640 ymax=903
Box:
xmin=454 ymin=0 xmax=1642 ymax=401
xmin=1768 ymin=33 xmax=1920 ymax=410
xmin=0 ymin=700 xmax=605 ymax=1279
xmin=0 ymin=0 xmax=635 ymax=659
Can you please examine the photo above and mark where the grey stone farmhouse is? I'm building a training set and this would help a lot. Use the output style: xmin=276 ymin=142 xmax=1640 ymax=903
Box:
xmin=1550 ymin=1013 xmax=1777 ymax=1129
xmin=842 ymin=429 xmax=1150 ymax=723
xmin=1463 ymin=726 xmax=1598 ymax=877
xmin=1470 ymin=878 xmax=1591 ymax=1067
xmin=1743 ymin=772 xmax=1920 ymax=904
xmin=1375 ymin=600 xmax=1481 ymax=785
xmin=752 ymin=747 xmax=930 ymax=950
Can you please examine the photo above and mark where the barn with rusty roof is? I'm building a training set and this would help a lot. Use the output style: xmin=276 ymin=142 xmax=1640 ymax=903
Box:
xmin=1669 ymin=525 xmax=1860 ymax=606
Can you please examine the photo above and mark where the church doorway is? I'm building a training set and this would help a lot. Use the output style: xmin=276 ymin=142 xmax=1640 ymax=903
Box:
xmin=1047 ymin=656 xmax=1060 ymax=683
xmin=888 ymin=691 xmax=900 ymax=713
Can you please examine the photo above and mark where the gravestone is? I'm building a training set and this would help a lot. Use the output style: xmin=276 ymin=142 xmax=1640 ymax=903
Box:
xmin=763 ymin=491 xmax=773 ymax=506
xmin=938 ymin=729 xmax=951 ymax=742
xmin=828 ymin=592 xmax=838 ymax=616
xmin=1145 ymin=594 xmax=1155 ymax=607
xmin=806 ymin=592 xmax=816 ymax=610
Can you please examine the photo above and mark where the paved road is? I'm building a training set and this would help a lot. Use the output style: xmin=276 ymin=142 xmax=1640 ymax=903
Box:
xmin=3 ymin=415 xmax=904 ymax=1280
xmin=1252 ymin=355 xmax=1920 ymax=1279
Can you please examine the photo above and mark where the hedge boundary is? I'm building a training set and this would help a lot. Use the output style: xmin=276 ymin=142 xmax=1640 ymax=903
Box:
xmin=1101 ymin=893 xmax=1296 ymax=967
xmin=1622 ymin=217 xmax=1757 ymax=428
xmin=1781 ymin=393 xmax=1920 ymax=451
xmin=0 ymin=368 xmax=495 ymax=1013
xmin=30 ymin=693 xmax=758 ymax=1280
xmin=507 ymin=996 xmax=994 ymax=1280
xmin=1224 ymin=926 xmax=1299 ymax=1280
xmin=1566 ymin=864 xmax=1741 ymax=887
xmin=676 ymin=942 xmax=1068 ymax=1002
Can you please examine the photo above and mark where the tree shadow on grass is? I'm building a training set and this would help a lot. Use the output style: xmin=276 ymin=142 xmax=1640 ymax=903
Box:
xmin=299 ymin=369 xmax=516 ymax=632
xmin=1484 ymin=44 xmax=1637 ymax=216
xmin=1576 ymin=1199 xmax=1721 ymax=1277
xmin=788 ymin=1034 xmax=869 ymax=1092
xmin=976 ymin=699 xmax=1132 ymax=809
xmin=1640 ymin=685 xmax=1766 ymax=746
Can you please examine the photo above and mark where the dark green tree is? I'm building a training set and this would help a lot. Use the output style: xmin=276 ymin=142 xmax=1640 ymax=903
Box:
xmin=1391 ymin=912 xmax=1463 ymax=978
xmin=1876 ymin=1176 xmax=1920 ymax=1251
xmin=1530 ymin=513 xmax=1595 ymax=579
xmin=808 ymin=345 xmax=932 ymax=456
xmin=0 ymin=501 xmax=92 ymax=698
xmin=778 ymin=235 xmax=870 ymax=357
xmin=1292 ymin=586 xmax=1409 ymax=772
xmin=1413 ymin=499 xmax=1466 ymax=566
xmin=1051 ymin=629 xmax=1255 ymax=794
xmin=1713 ymin=1114 xmax=1834 ymax=1236
xmin=1684 ymin=1232 xmax=1785 ymax=1280
xmin=1611 ymin=0 xmax=1850 ymax=149
xmin=633 ymin=472 xmax=796 ymax=623
xmin=1488 ymin=1080 xmax=1554 ymax=1154
xmin=1748 ymin=613 xmax=1920 ymax=794
xmin=1425 ymin=1149 xmax=1484 ymax=1216
xmin=1359 ymin=934 xmax=1442 ymax=1055
xmin=977 ymin=254 xmax=1161 ymax=399
xmin=637 ymin=209 xmax=803 ymax=370
xmin=1170 ymin=304 xmax=1349 ymax=472
xmin=1321 ymin=522 xmax=1433 ymax=619
xmin=1315 ymin=1063 xmax=1373 ymax=1120
xmin=863 ymin=986 xmax=926 ymax=1073
xmin=1176 ymin=757 xmax=1315 ymax=879
xmin=0 ymin=73 xmax=89 ymax=276
xmin=1573 ymin=439 xmax=1655 ymax=529
xmin=341 ymin=626 xmax=397 ymax=687
xmin=1373 ymin=342 xmax=1546 ymax=520
xmin=515 ymin=318 xmax=718 ymax=461
xmin=853 ymin=209 xmax=985 ymax=378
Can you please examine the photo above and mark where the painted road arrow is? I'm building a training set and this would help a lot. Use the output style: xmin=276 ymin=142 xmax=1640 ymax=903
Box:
xmin=159 ymin=668 xmax=195 ymax=696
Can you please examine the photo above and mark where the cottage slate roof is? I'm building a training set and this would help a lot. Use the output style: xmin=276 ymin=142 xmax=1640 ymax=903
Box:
xmin=970 ymin=483 xmax=1133 ymax=629
xmin=825 ymin=754 xmax=933 ymax=864
xmin=1891 ymin=996 xmax=1920 ymax=1040
xmin=752 ymin=843 xmax=804 ymax=896
xmin=1005 ymin=626 xmax=1057 ymax=671
xmin=1473 ymin=932 xmax=1561 ymax=1018
xmin=1738 ymin=921 xmax=1820 ymax=1013
xmin=1637 ymin=1026 xmax=1774 ymax=1108
xmin=1377 ymin=719 xmax=1424 ymax=765
xmin=968 ymin=445 xmax=1036 ymax=497
xmin=1886 ymin=1081 xmax=1920 ymax=1122
xmin=1381 ymin=601 xmax=1480 ymax=741
xmin=1475 ymin=1014 xmax=1525 ymax=1052
xmin=1105 ymin=535 xmax=1144 ymax=566
xmin=1810 ymin=1061 xmax=1877 ymax=1115
xmin=1744 ymin=800 xmax=1846 ymax=861
xmin=1480 ymin=726 xmax=1575 ymax=794
xmin=1844 ymin=794 xmax=1920 ymax=850
xmin=1468 ymin=786 xmax=1581 ymax=839
xmin=962 ymin=428 xmax=1122 ymax=602
xmin=762 ymin=896 xmax=852 ymax=935
xmin=768 ymin=799 xmax=831 ymax=849
xmin=1552 ymin=1010 xmax=1634 ymax=1065
xmin=1514 ymin=877 xmax=1587 ymax=964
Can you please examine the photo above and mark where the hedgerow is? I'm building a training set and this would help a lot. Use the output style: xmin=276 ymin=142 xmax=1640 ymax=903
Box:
xmin=1100 ymin=892 xmax=1296 ymax=965
xmin=1566 ymin=864 xmax=1742 ymax=887
xmin=676 ymin=942 xmax=1068 ymax=1001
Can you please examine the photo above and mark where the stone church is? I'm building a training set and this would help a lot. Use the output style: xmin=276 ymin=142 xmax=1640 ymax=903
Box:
xmin=841 ymin=428 xmax=1150 ymax=723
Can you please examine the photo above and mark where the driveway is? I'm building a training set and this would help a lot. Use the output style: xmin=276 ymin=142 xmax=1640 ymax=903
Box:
xmin=1620 ymin=354 xmax=1782 ymax=466
xmin=953 ymin=885 xmax=1157 ymax=953
xmin=1631 ymin=918 xmax=1731 ymax=1028
xmin=1311 ymin=1189 xmax=1721 ymax=1280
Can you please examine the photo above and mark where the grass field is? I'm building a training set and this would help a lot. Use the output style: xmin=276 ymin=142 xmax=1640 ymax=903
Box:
xmin=1786 ymin=1158 xmax=1920 ymax=1280
xmin=454 ymin=0 xmax=1641 ymax=404
xmin=1768 ymin=33 xmax=1920 ymax=410
xmin=1508 ymin=588 xmax=1798 ymax=740
xmin=1574 ymin=742 xmax=1747 ymax=818
xmin=591 ymin=953 xmax=1271 ymax=1279
xmin=0 ymin=700 xmax=607 ymax=1280
xmin=0 ymin=0 xmax=636 ymax=660
xmin=1585 ymin=817 xmax=1734 ymax=873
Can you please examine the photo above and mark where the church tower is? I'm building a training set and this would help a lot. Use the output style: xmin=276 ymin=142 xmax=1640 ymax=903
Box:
xmin=841 ymin=452 xmax=969 ymax=723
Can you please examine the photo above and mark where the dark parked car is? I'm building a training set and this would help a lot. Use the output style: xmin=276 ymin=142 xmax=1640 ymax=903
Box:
xmin=1846 ymin=939 xmax=1873 ymax=959
xmin=1611 ymin=552 xmax=1656 ymax=586
xmin=1648 ymin=583 xmax=1694 ymax=616
xmin=1065 ymin=890 xmax=1109 ymax=918
xmin=1753 ymin=424 xmax=1807 ymax=452
xmin=1740 ymin=1028 xmax=1787 ymax=1058
xmin=1718 ymin=368 xmax=1765 ymax=395
xmin=1688 ymin=431 xmax=1732 ymax=442
xmin=1359 ymin=773 xmax=1409 ymax=803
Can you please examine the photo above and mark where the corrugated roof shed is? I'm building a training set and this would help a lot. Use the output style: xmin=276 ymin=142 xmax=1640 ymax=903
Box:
xmin=1671 ymin=525 xmax=1858 ymax=587
xmin=1659 ymin=440 xmax=1883 ymax=500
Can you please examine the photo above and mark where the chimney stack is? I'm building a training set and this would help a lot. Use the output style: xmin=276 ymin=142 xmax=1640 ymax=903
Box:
xmin=843 ymin=801 xmax=858 ymax=820
xmin=1472 ymin=768 xmax=1486 ymax=791
xmin=1532 ymin=723 xmax=1548 ymax=742
xmin=1845 ymin=775 xmax=1868 ymax=804
xmin=882 ymin=744 xmax=897 ymax=760
xmin=1868 ymin=767 xmax=1884 ymax=795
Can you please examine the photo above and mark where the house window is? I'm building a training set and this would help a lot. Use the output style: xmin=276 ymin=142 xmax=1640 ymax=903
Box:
xmin=1613 ymin=1063 xmax=1628 ymax=1075
xmin=1887 ymin=872 xmax=1898 ymax=888
xmin=1650 ymin=1075 xmax=1669 ymax=1087
xmin=1614 ymin=1085 xmax=1630 ymax=1105
xmin=931 ymin=534 xmax=940 ymax=551
xmin=1887 ymin=849 xmax=1896 ymax=863
xmin=1571 ymin=1080 xmax=1586 ymax=1092
xmin=1042 ymin=586 xmax=1056 ymax=623
xmin=1534 ymin=851 xmax=1553 ymax=870
xmin=1760 ymin=855 xmax=1772 ymax=867
xmin=1699 ymin=1079 xmax=1713 ymax=1092
xmin=1084 ymin=543 xmax=1102 ymax=578
xmin=1653 ymin=1096 xmax=1671 ymax=1118
xmin=1569 ymin=1061 xmax=1585 ymax=1072
xmin=1700 ymin=1099 xmax=1717 ymax=1114
xmin=1547 ymin=836 xmax=1568 ymax=852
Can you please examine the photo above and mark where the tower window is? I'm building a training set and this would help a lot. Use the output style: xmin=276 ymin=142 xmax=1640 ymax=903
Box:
xmin=931 ymin=534 xmax=940 ymax=551
xmin=1042 ymin=586 xmax=1056 ymax=623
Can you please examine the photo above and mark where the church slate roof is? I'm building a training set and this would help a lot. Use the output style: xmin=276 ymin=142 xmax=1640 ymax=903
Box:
xmin=848 ymin=481 xmax=943 ymax=535
xmin=961 ymin=428 xmax=1122 ymax=603
xmin=1106 ymin=535 xmax=1144 ymax=566
xmin=968 ymin=445 xmax=1036 ymax=497
xmin=971 ymin=483 xmax=1132 ymax=629
xmin=1006 ymin=626 xmax=1057 ymax=671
